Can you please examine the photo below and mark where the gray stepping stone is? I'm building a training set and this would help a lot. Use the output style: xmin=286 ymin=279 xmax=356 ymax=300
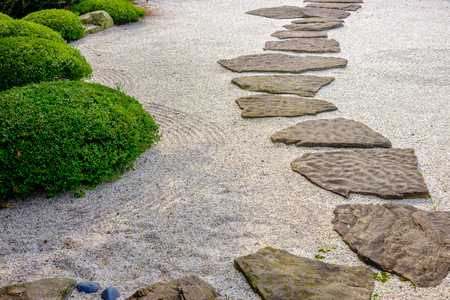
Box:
xmin=271 ymin=118 xmax=392 ymax=148
xmin=306 ymin=3 xmax=362 ymax=11
xmin=333 ymin=203 xmax=450 ymax=287
xmin=284 ymin=22 xmax=344 ymax=31
xmin=234 ymin=247 xmax=375 ymax=300
xmin=217 ymin=53 xmax=347 ymax=73
xmin=264 ymin=38 xmax=340 ymax=53
xmin=301 ymin=7 xmax=351 ymax=19
xmin=271 ymin=30 xmax=328 ymax=39
xmin=0 ymin=278 xmax=77 ymax=300
xmin=246 ymin=6 xmax=306 ymax=19
xmin=231 ymin=74 xmax=334 ymax=97
xmin=305 ymin=0 xmax=363 ymax=3
xmin=235 ymin=94 xmax=338 ymax=118
xmin=291 ymin=148 xmax=430 ymax=199
xmin=291 ymin=16 xmax=344 ymax=23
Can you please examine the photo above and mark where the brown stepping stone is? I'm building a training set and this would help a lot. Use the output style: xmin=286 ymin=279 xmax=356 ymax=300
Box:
xmin=291 ymin=148 xmax=429 ymax=199
xmin=307 ymin=3 xmax=362 ymax=11
xmin=231 ymin=74 xmax=334 ymax=97
xmin=234 ymin=247 xmax=375 ymax=300
xmin=0 ymin=278 xmax=77 ymax=300
xmin=246 ymin=6 xmax=306 ymax=19
xmin=284 ymin=22 xmax=344 ymax=31
xmin=235 ymin=94 xmax=338 ymax=118
xmin=333 ymin=203 xmax=450 ymax=287
xmin=305 ymin=0 xmax=363 ymax=3
xmin=271 ymin=30 xmax=328 ymax=39
xmin=301 ymin=7 xmax=351 ymax=19
xmin=291 ymin=16 xmax=344 ymax=23
xmin=264 ymin=38 xmax=340 ymax=53
xmin=217 ymin=53 xmax=347 ymax=73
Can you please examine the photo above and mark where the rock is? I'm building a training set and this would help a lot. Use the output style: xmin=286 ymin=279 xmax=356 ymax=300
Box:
xmin=0 ymin=278 xmax=77 ymax=300
xmin=284 ymin=22 xmax=344 ymax=31
xmin=291 ymin=148 xmax=430 ymax=199
xmin=235 ymin=94 xmax=337 ymax=118
xmin=101 ymin=287 xmax=120 ymax=300
xmin=231 ymin=74 xmax=334 ymax=97
xmin=126 ymin=275 xmax=222 ymax=300
xmin=271 ymin=118 xmax=392 ymax=148
xmin=264 ymin=38 xmax=340 ymax=53
xmin=76 ymin=281 xmax=99 ymax=293
xmin=79 ymin=10 xmax=114 ymax=35
xmin=300 ymin=7 xmax=351 ymax=19
xmin=306 ymin=3 xmax=362 ymax=11
xmin=246 ymin=6 xmax=306 ymax=19
xmin=305 ymin=0 xmax=363 ymax=3
xmin=332 ymin=203 xmax=450 ymax=287
xmin=271 ymin=30 xmax=328 ymax=39
xmin=234 ymin=247 xmax=374 ymax=300
xmin=291 ymin=16 xmax=344 ymax=23
xmin=217 ymin=53 xmax=347 ymax=73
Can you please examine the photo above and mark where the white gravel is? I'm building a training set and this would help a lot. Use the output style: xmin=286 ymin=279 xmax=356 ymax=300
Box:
xmin=1 ymin=0 xmax=450 ymax=299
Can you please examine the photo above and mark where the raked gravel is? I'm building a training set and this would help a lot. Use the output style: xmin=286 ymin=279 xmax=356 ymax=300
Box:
xmin=1 ymin=0 xmax=450 ymax=299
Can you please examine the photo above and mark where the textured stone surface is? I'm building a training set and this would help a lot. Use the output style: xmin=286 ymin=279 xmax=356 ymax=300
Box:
xmin=305 ymin=0 xmax=363 ymax=3
xmin=235 ymin=94 xmax=338 ymax=118
xmin=301 ymin=7 xmax=350 ymax=19
xmin=126 ymin=276 xmax=222 ymax=300
xmin=101 ymin=287 xmax=120 ymax=300
xmin=271 ymin=30 xmax=328 ymax=39
xmin=306 ymin=3 xmax=362 ymax=11
xmin=271 ymin=118 xmax=392 ymax=148
xmin=246 ymin=6 xmax=305 ymax=19
xmin=291 ymin=149 xmax=429 ymax=199
xmin=0 ymin=278 xmax=77 ymax=300
xmin=234 ymin=247 xmax=374 ymax=300
xmin=264 ymin=38 xmax=340 ymax=53
xmin=218 ymin=54 xmax=347 ymax=73
xmin=77 ymin=281 xmax=99 ymax=293
xmin=79 ymin=10 xmax=114 ymax=35
xmin=332 ymin=203 xmax=450 ymax=287
xmin=284 ymin=22 xmax=344 ymax=31
xmin=231 ymin=74 xmax=334 ymax=97
xmin=291 ymin=16 xmax=344 ymax=23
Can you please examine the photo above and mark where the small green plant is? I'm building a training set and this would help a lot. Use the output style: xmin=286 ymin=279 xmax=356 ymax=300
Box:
xmin=115 ymin=82 xmax=125 ymax=92
xmin=0 ymin=19 xmax=65 ymax=43
xmin=372 ymin=292 xmax=378 ymax=299
xmin=373 ymin=271 xmax=392 ymax=283
xmin=429 ymin=194 xmax=442 ymax=211
xmin=314 ymin=247 xmax=336 ymax=260
xmin=71 ymin=0 xmax=145 ymax=24
xmin=398 ymin=276 xmax=417 ymax=289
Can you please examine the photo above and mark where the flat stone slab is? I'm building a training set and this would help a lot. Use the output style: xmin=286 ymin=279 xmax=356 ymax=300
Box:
xmin=305 ymin=0 xmax=363 ymax=3
xmin=271 ymin=30 xmax=328 ymax=39
xmin=231 ymin=74 xmax=334 ymax=97
xmin=301 ymin=7 xmax=350 ymax=19
xmin=217 ymin=54 xmax=347 ymax=73
xmin=291 ymin=16 xmax=344 ymax=23
xmin=291 ymin=148 xmax=430 ymax=199
xmin=246 ymin=6 xmax=305 ymax=19
xmin=0 ymin=278 xmax=77 ymax=300
xmin=234 ymin=247 xmax=374 ymax=300
xmin=264 ymin=38 xmax=340 ymax=53
xmin=235 ymin=94 xmax=338 ymax=118
xmin=272 ymin=118 xmax=392 ymax=148
xmin=332 ymin=203 xmax=450 ymax=287
xmin=306 ymin=3 xmax=362 ymax=11
xmin=284 ymin=22 xmax=344 ymax=31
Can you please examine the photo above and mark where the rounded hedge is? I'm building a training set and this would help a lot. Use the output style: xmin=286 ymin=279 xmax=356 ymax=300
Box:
xmin=0 ymin=12 xmax=13 ymax=20
xmin=0 ymin=19 xmax=65 ymax=43
xmin=23 ymin=9 xmax=84 ymax=41
xmin=0 ymin=37 xmax=92 ymax=91
xmin=1 ymin=0 xmax=83 ymax=19
xmin=71 ymin=0 xmax=145 ymax=24
xmin=0 ymin=81 xmax=161 ymax=199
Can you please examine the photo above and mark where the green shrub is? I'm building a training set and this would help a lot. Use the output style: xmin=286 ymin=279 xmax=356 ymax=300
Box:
xmin=0 ymin=81 xmax=161 ymax=199
xmin=0 ymin=19 xmax=65 ymax=43
xmin=0 ymin=12 xmax=13 ymax=20
xmin=0 ymin=37 xmax=92 ymax=91
xmin=0 ymin=0 xmax=83 ymax=19
xmin=71 ymin=0 xmax=145 ymax=24
xmin=23 ymin=9 xmax=84 ymax=41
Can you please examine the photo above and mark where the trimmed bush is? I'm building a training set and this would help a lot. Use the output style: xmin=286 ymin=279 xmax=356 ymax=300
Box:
xmin=0 ymin=12 xmax=13 ymax=20
xmin=0 ymin=37 xmax=92 ymax=91
xmin=0 ymin=81 xmax=161 ymax=199
xmin=0 ymin=0 xmax=83 ymax=19
xmin=0 ymin=19 xmax=65 ymax=43
xmin=71 ymin=0 xmax=145 ymax=24
xmin=23 ymin=9 xmax=84 ymax=41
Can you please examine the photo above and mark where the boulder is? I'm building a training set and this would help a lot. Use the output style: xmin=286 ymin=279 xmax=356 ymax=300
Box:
xmin=0 ymin=278 xmax=77 ymax=300
xmin=79 ymin=10 xmax=114 ymax=35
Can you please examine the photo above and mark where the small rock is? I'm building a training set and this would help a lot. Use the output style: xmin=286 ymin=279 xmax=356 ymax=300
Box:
xmin=7 ymin=288 xmax=26 ymax=295
xmin=101 ymin=287 xmax=120 ymax=300
xmin=77 ymin=281 xmax=99 ymax=293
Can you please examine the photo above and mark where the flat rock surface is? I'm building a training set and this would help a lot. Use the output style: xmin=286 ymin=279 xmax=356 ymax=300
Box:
xmin=246 ymin=6 xmax=305 ymax=19
xmin=284 ymin=22 xmax=344 ymax=31
xmin=0 ymin=278 xmax=77 ymax=300
xmin=235 ymin=94 xmax=338 ymax=117
xmin=271 ymin=30 xmax=328 ymax=39
xmin=304 ymin=0 xmax=364 ymax=3
xmin=218 ymin=53 xmax=347 ymax=73
xmin=271 ymin=118 xmax=392 ymax=148
xmin=291 ymin=149 xmax=430 ymax=199
xmin=300 ymin=7 xmax=350 ymax=19
xmin=332 ymin=203 xmax=450 ymax=287
xmin=234 ymin=247 xmax=374 ymax=300
xmin=306 ymin=3 xmax=362 ymax=11
xmin=231 ymin=74 xmax=334 ymax=97
xmin=264 ymin=38 xmax=340 ymax=53
xmin=291 ymin=17 xmax=344 ymax=23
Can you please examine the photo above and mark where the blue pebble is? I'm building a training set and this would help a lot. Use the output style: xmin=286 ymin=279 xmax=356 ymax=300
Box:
xmin=101 ymin=287 xmax=120 ymax=300
xmin=76 ymin=281 xmax=100 ymax=293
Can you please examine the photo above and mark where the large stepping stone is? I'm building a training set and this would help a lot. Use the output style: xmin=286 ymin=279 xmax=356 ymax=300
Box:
xmin=305 ymin=0 xmax=363 ymax=3
xmin=271 ymin=118 xmax=392 ymax=148
xmin=332 ymin=203 xmax=450 ymax=287
xmin=264 ymin=38 xmax=340 ymax=53
xmin=126 ymin=275 xmax=223 ymax=300
xmin=234 ymin=247 xmax=374 ymax=300
xmin=217 ymin=54 xmax=347 ymax=73
xmin=291 ymin=16 xmax=344 ymax=23
xmin=306 ymin=3 xmax=362 ymax=11
xmin=0 ymin=278 xmax=77 ymax=300
xmin=284 ymin=22 xmax=344 ymax=31
xmin=231 ymin=74 xmax=334 ymax=97
xmin=291 ymin=148 xmax=430 ymax=199
xmin=300 ymin=7 xmax=351 ymax=19
xmin=235 ymin=95 xmax=338 ymax=118
xmin=271 ymin=30 xmax=328 ymax=39
xmin=246 ymin=6 xmax=306 ymax=19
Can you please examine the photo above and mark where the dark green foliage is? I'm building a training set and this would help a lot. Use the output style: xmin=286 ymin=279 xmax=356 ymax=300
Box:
xmin=0 ymin=19 xmax=65 ymax=43
xmin=0 ymin=37 xmax=92 ymax=91
xmin=71 ymin=0 xmax=145 ymax=24
xmin=0 ymin=81 xmax=161 ymax=199
xmin=0 ymin=0 xmax=83 ymax=19
xmin=23 ymin=9 xmax=84 ymax=41
xmin=0 ymin=12 xmax=13 ymax=20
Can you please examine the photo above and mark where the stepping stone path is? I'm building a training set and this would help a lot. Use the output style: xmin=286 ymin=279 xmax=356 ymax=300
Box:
xmin=271 ymin=118 xmax=392 ymax=148
xmin=234 ymin=247 xmax=375 ymax=300
xmin=231 ymin=75 xmax=335 ymax=97
xmin=236 ymin=94 xmax=337 ymax=118
xmin=264 ymin=38 xmax=340 ymax=53
xmin=246 ymin=6 xmax=306 ymax=19
xmin=332 ymin=203 xmax=450 ymax=287
xmin=271 ymin=30 xmax=328 ymax=39
xmin=284 ymin=22 xmax=344 ymax=31
xmin=306 ymin=3 xmax=362 ymax=11
xmin=291 ymin=149 xmax=429 ymax=199
xmin=0 ymin=278 xmax=77 ymax=300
